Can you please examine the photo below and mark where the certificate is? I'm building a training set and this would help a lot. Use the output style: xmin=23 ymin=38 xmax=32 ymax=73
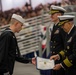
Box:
xmin=36 ymin=57 xmax=55 ymax=70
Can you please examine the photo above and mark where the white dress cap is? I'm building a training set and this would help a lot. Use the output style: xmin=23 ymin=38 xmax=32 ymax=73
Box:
xmin=51 ymin=5 xmax=66 ymax=12
xmin=12 ymin=14 xmax=25 ymax=24
xmin=58 ymin=15 xmax=75 ymax=21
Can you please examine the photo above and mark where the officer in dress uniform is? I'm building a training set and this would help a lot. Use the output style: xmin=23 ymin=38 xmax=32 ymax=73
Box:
xmin=48 ymin=5 xmax=66 ymax=56
xmin=40 ymin=5 xmax=66 ymax=75
xmin=50 ymin=15 xmax=76 ymax=75
xmin=0 ymin=14 xmax=35 ymax=75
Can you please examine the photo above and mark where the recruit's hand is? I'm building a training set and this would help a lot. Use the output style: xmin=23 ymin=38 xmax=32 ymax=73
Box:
xmin=50 ymin=54 xmax=60 ymax=60
xmin=53 ymin=64 xmax=62 ymax=70
xmin=32 ymin=57 xmax=36 ymax=65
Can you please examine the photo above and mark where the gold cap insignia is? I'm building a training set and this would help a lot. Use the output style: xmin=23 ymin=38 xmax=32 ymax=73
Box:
xmin=54 ymin=29 xmax=59 ymax=34
xmin=58 ymin=20 xmax=69 ymax=26
xmin=44 ymin=62 xmax=46 ymax=64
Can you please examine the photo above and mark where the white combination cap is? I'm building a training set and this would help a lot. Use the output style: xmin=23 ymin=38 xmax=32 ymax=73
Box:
xmin=12 ymin=14 xmax=25 ymax=24
xmin=58 ymin=15 xmax=75 ymax=20
xmin=58 ymin=15 xmax=75 ymax=26
xmin=51 ymin=5 xmax=66 ymax=12
xmin=49 ymin=5 xmax=66 ymax=15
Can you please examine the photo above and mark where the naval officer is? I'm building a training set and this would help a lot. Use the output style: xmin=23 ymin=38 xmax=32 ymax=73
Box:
xmin=50 ymin=15 xmax=76 ymax=75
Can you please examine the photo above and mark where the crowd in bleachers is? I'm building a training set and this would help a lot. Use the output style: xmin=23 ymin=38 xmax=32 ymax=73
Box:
xmin=0 ymin=0 xmax=76 ymax=26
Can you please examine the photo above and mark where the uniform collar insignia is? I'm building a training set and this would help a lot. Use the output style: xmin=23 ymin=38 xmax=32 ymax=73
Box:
xmin=54 ymin=29 xmax=59 ymax=34
xmin=67 ymin=37 xmax=72 ymax=42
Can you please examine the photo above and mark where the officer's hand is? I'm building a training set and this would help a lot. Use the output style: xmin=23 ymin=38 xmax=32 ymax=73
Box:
xmin=53 ymin=64 xmax=62 ymax=70
xmin=32 ymin=57 xmax=36 ymax=65
xmin=50 ymin=54 xmax=60 ymax=60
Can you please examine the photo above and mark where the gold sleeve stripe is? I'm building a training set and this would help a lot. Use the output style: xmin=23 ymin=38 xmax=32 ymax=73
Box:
xmin=59 ymin=51 xmax=65 ymax=57
xmin=63 ymin=58 xmax=73 ymax=67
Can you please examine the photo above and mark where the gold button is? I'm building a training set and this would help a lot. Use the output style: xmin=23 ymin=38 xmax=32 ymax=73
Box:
xmin=67 ymin=46 xmax=70 ymax=49
xmin=53 ymin=52 xmax=55 ymax=54
xmin=53 ymin=46 xmax=55 ymax=48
